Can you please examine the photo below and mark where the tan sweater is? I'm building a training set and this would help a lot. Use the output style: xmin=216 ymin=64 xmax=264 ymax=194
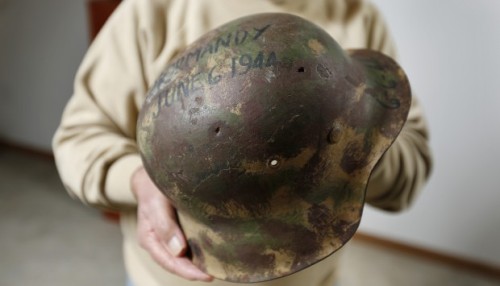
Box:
xmin=53 ymin=0 xmax=432 ymax=285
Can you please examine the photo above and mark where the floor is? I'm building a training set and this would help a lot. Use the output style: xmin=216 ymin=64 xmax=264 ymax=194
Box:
xmin=1 ymin=147 xmax=499 ymax=286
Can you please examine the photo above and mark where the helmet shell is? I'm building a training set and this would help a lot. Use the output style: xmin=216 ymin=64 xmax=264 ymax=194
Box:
xmin=137 ymin=13 xmax=411 ymax=282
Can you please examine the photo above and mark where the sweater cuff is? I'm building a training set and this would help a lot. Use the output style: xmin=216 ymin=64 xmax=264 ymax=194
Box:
xmin=105 ymin=153 xmax=143 ymax=207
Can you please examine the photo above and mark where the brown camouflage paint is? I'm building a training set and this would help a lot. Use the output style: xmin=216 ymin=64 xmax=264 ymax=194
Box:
xmin=137 ymin=13 xmax=411 ymax=282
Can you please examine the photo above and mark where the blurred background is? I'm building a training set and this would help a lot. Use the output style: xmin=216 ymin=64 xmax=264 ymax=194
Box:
xmin=364 ymin=0 xmax=500 ymax=269
xmin=0 ymin=0 xmax=499 ymax=285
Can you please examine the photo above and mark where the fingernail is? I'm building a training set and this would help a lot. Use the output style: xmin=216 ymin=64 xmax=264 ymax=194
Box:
xmin=168 ymin=235 xmax=183 ymax=256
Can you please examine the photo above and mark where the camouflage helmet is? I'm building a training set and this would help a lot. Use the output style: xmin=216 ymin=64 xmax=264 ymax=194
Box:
xmin=137 ymin=13 xmax=411 ymax=283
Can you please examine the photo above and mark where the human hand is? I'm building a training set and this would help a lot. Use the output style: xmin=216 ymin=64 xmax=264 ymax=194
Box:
xmin=131 ymin=167 xmax=213 ymax=282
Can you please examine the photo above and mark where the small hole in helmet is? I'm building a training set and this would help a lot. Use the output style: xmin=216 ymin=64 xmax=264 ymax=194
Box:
xmin=297 ymin=67 xmax=305 ymax=73
xmin=214 ymin=127 xmax=220 ymax=134
xmin=268 ymin=158 xmax=280 ymax=168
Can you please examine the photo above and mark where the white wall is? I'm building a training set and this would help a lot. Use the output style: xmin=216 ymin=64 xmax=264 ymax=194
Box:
xmin=362 ymin=0 xmax=500 ymax=267
xmin=0 ymin=0 xmax=88 ymax=151
xmin=1 ymin=0 xmax=499 ymax=269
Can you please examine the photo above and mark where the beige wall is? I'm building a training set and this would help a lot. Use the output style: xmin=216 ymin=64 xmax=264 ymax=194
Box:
xmin=364 ymin=0 xmax=500 ymax=267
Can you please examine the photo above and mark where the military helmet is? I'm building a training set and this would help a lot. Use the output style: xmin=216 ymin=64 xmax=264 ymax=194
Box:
xmin=137 ymin=13 xmax=411 ymax=283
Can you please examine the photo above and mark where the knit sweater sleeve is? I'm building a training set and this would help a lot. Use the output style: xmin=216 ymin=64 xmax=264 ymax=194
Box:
xmin=52 ymin=0 xmax=165 ymax=210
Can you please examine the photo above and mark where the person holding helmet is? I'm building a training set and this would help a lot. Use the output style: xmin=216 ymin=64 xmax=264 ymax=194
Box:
xmin=53 ymin=1 xmax=432 ymax=285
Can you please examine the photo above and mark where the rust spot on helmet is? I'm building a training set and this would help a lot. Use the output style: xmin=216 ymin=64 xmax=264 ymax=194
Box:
xmin=327 ymin=125 xmax=342 ymax=144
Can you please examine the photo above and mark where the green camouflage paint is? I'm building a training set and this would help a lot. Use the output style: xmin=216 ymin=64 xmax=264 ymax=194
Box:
xmin=137 ymin=13 xmax=411 ymax=282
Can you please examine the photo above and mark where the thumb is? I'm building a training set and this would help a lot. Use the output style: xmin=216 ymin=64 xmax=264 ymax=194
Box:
xmin=161 ymin=201 xmax=188 ymax=257
xmin=166 ymin=233 xmax=185 ymax=257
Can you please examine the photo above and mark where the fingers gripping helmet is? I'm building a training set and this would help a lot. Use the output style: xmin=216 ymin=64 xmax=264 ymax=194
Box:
xmin=137 ymin=13 xmax=411 ymax=283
